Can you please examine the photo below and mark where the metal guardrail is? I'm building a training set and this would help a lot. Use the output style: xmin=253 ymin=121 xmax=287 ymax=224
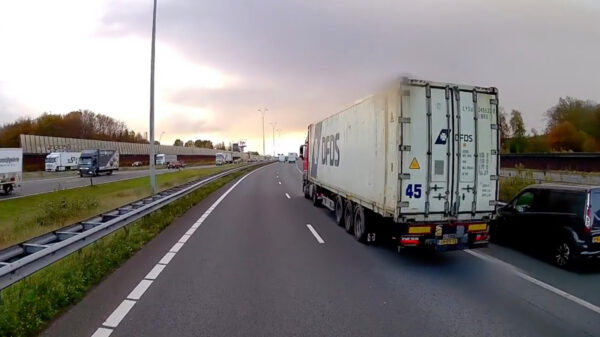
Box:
xmin=0 ymin=164 xmax=261 ymax=291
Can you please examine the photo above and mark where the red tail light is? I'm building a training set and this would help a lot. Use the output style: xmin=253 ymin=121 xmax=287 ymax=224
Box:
xmin=584 ymin=205 xmax=592 ymax=235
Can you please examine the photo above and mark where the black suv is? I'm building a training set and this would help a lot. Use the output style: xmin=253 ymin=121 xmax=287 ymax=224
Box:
xmin=492 ymin=184 xmax=600 ymax=267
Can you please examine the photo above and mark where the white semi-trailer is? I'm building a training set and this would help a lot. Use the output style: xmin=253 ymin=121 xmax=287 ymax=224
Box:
xmin=301 ymin=78 xmax=498 ymax=251
xmin=0 ymin=148 xmax=23 ymax=195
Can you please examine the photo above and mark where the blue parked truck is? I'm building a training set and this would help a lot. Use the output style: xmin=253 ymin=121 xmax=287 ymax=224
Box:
xmin=78 ymin=149 xmax=119 ymax=177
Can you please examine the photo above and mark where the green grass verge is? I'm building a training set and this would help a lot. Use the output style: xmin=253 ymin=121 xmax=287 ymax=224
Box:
xmin=0 ymin=166 xmax=259 ymax=337
xmin=0 ymin=164 xmax=240 ymax=250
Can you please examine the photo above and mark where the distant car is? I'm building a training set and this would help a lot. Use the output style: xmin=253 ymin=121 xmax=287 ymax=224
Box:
xmin=131 ymin=161 xmax=143 ymax=167
xmin=168 ymin=160 xmax=185 ymax=169
xmin=492 ymin=184 xmax=600 ymax=267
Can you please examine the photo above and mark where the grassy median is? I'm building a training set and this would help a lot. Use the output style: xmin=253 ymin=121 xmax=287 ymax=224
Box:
xmin=0 ymin=165 xmax=260 ymax=337
xmin=0 ymin=165 xmax=239 ymax=250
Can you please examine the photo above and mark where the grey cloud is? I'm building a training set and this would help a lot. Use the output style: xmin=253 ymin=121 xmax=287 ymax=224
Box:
xmin=101 ymin=0 xmax=600 ymax=131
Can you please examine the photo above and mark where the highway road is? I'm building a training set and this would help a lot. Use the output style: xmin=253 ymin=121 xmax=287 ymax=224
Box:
xmin=0 ymin=165 xmax=217 ymax=201
xmin=41 ymin=162 xmax=600 ymax=337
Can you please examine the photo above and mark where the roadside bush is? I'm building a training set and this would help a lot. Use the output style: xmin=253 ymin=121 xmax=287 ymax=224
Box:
xmin=499 ymin=174 xmax=535 ymax=202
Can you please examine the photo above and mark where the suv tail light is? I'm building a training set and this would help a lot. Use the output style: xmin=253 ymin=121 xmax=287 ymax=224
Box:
xmin=584 ymin=205 xmax=592 ymax=235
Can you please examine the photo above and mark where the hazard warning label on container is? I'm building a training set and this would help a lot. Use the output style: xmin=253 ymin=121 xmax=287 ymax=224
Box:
xmin=409 ymin=157 xmax=420 ymax=169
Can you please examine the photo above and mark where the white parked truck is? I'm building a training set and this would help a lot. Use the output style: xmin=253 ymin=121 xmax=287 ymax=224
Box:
xmin=287 ymin=153 xmax=297 ymax=163
xmin=215 ymin=152 xmax=233 ymax=165
xmin=45 ymin=152 xmax=80 ymax=171
xmin=301 ymin=78 xmax=499 ymax=251
xmin=156 ymin=154 xmax=177 ymax=165
xmin=0 ymin=148 xmax=23 ymax=195
xmin=278 ymin=154 xmax=286 ymax=162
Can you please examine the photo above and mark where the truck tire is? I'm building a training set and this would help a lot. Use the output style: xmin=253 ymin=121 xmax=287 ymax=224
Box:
xmin=334 ymin=196 xmax=344 ymax=226
xmin=3 ymin=185 xmax=13 ymax=195
xmin=353 ymin=205 xmax=368 ymax=243
xmin=344 ymin=200 xmax=354 ymax=233
xmin=107 ymin=170 xmax=113 ymax=176
xmin=311 ymin=185 xmax=321 ymax=207
xmin=303 ymin=184 xmax=310 ymax=199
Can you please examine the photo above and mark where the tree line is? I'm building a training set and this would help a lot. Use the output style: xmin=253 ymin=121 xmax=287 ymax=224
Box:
xmin=500 ymin=97 xmax=600 ymax=153
xmin=0 ymin=110 xmax=149 ymax=147
xmin=0 ymin=109 xmax=221 ymax=150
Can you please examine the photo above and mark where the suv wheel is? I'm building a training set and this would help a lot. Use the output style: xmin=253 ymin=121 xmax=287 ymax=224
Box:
xmin=554 ymin=241 xmax=573 ymax=267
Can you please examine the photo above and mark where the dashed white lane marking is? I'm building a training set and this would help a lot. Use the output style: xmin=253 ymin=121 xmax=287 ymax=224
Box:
xmin=306 ymin=224 xmax=325 ymax=244
xmin=144 ymin=264 xmax=165 ymax=280
xmin=159 ymin=252 xmax=176 ymax=265
xmin=465 ymin=249 xmax=600 ymax=316
xmin=91 ymin=165 xmax=268 ymax=336
xmin=169 ymin=242 xmax=185 ymax=253
xmin=285 ymin=193 xmax=291 ymax=199
xmin=278 ymin=181 xmax=281 ymax=185
xmin=103 ymin=300 xmax=136 ymax=328
xmin=91 ymin=327 xmax=113 ymax=337
xmin=127 ymin=279 xmax=153 ymax=300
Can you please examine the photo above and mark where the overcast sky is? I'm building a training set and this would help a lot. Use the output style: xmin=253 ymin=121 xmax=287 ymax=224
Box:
xmin=1 ymin=0 xmax=599 ymax=154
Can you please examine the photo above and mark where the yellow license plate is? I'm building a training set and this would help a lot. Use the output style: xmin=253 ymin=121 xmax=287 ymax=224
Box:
xmin=593 ymin=236 xmax=600 ymax=243
xmin=439 ymin=238 xmax=458 ymax=245
xmin=469 ymin=223 xmax=487 ymax=232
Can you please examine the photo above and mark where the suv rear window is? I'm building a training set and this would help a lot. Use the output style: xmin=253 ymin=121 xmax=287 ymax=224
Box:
xmin=538 ymin=190 xmax=585 ymax=215
xmin=591 ymin=191 xmax=600 ymax=227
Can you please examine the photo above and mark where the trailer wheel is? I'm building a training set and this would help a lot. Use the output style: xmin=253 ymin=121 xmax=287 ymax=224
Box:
xmin=3 ymin=185 xmax=13 ymax=195
xmin=107 ymin=170 xmax=113 ymax=176
xmin=303 ymin=184 xmax=310 ymax=199
xmin=334 ymin=196 xmax=344 ymax=226
xmin=353 ymin=205 xmax=368 ymax=243
xmin=311 ymin=185 xmax=321 ymax=207
xmin=344 ymin=200 xmax=354 ymax=233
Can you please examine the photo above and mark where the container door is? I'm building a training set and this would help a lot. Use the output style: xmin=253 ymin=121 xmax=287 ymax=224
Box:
xmin=451 ymin=89 xmax=498 ymax=215
xmin=400 ymin=85 xmax=452 ymax=216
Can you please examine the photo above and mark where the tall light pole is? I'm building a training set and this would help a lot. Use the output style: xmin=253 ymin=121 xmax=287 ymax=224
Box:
xmin=269 ymin=122 xmax=277 ymax=156
xmin=258 ymin=108 xmax=267 ymax=155
xmin=148 ymin=0 xmax=158 ymax=194
xmin=276 ymin=129 xmax=282 ymax=155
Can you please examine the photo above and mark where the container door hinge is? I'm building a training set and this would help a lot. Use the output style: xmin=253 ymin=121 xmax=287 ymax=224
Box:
xmin=399 ymin=145 xmax=411 ymax=151
xmin=398 ymin=117 xmax=411 ymax=124
xmin=399 ymin=173 xmax=410 ymax=180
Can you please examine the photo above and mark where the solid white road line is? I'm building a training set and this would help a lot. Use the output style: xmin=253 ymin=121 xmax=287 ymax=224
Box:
xmin=306 ymin=224 xmax=325 ymax=244
xmin=159 ymin=252 xmax=176 ymax=265
xmin=127 ymin=280 xmax=153 ymax=300
xmin=103 ymin=300 xmax=136 ymax=328
xmin=144 ymin=264 xmax=166 ymax=280
xmin=91 ymin=164 xmax=270 ymax=337
xmin=91 ymin=327 xmax=113 ymax=337
xmin=465 ymin=249 xmax=600 ymax=316
xmin=285 ymin=193 xmax=291 ymax=199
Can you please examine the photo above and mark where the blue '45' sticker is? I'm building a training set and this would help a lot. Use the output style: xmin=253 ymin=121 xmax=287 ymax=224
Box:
xmin=405 ymin=184 xmax=422 ymax=198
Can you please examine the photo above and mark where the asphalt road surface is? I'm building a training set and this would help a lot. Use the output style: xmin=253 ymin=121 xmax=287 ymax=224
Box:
xmin=1 ymin=165 xmax=217 ymax=201
xmin=41 ymin=162 xmax=600 ymax=337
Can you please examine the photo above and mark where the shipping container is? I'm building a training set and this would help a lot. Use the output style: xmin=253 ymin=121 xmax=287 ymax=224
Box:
xmin=301 ymin=78 xmax=499 ymax=251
